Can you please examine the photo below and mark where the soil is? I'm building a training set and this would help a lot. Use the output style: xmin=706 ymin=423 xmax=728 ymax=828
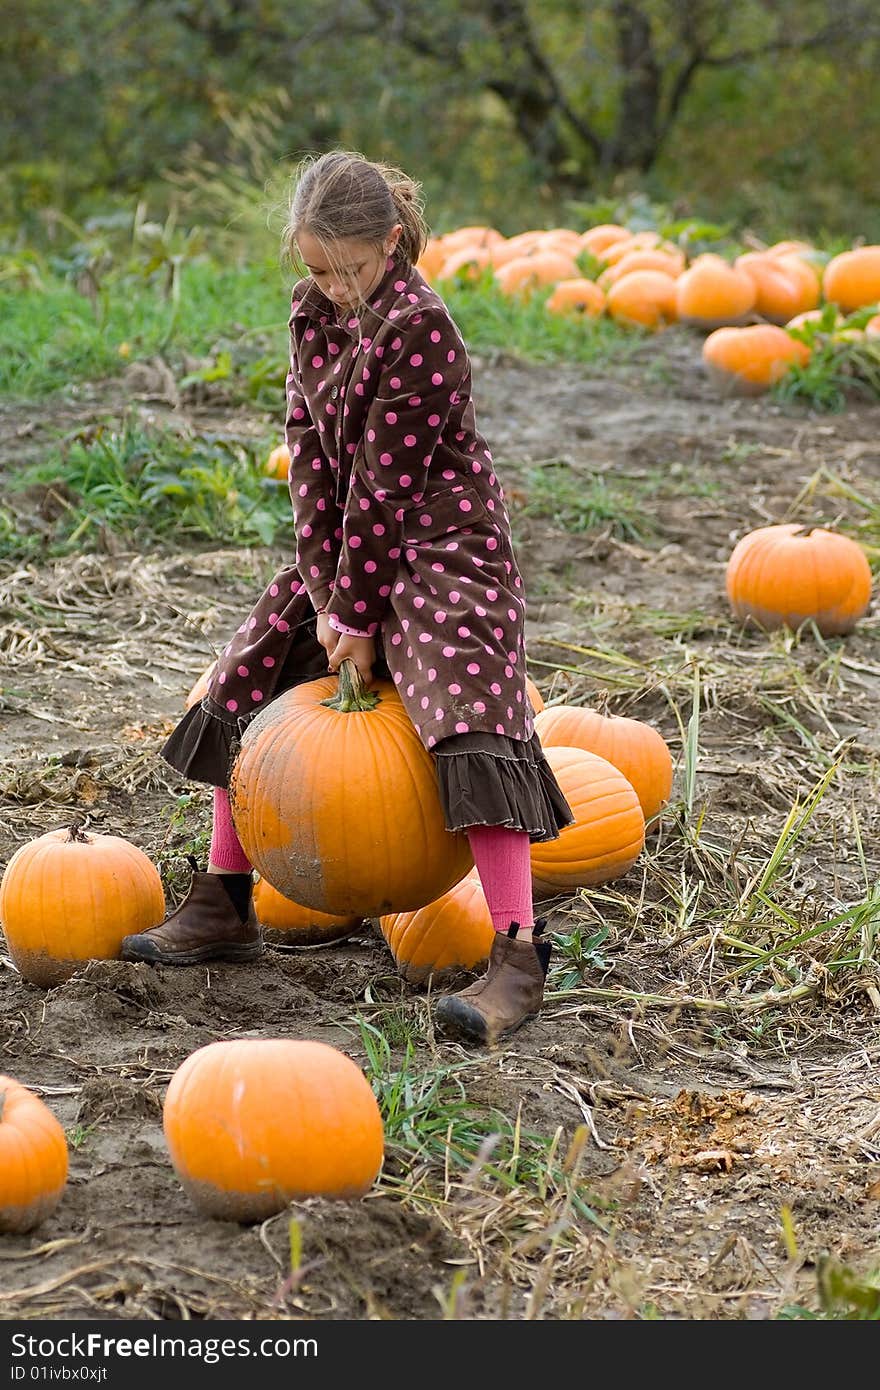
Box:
xmin=1 ymin=328 xmax=879 ymax=1321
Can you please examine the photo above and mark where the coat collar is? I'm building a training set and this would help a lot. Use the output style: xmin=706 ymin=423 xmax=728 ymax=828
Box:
xmin=291 ymin=252 xmax=411 ymax=337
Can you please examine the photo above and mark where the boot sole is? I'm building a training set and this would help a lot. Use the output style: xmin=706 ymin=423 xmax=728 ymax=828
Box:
xmin=435 ymin=996 xmax=538 ymax=1046
xmin=120 ymin=938 xmax=263 ymax=966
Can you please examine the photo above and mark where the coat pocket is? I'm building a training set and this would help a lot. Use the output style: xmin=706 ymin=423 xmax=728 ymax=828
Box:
xmin=402 ymin=484 xmax=489 ymax=542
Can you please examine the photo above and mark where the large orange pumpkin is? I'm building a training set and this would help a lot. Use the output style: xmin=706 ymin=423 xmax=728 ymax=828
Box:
xmin=229 ymin=661 xmax=473 ymax=917
xmin=726 ymin=524 xmax=872 ymax=637
xmin=534 ymin=706 xmax=673 ymax=824
xmin=437 ymin=245 xmax=493 ymax=282
xmin=702 ymin=324 xmax=810 ymax=396
xmin=734 ymin=253 xmax=818 ymax=324
xmin=605 ymin=270 xmax=678 ymax=329
xmin=601 ymin=231 xmax=668 ymax=266
xmin=0 ymin=1077 xmax=68 ymax=1233
xmin=163 ymin=1039 xmax=384 ymax=1221
xmin=544 ymin=278 xmax=606 ymax=317
xmin=675 ymin=254 xmax=757 ymax=330
xmin=823 ymin=246 xmax=880 ymax=313
xmin=598 ymin=248 xmax=685 ymax=289
xmin=379 ymin=873 xmax=495 ymax=985
xmin=494 ymin=251 xmax=580 ymax=295
xmin=579 ymin=224 xmax=632 ymax=258
xmin=0 ymin=826 xmax=165 ymax=987
xmin=253 ymin=876 xmax=362 ymax=946
xmin=530 ymin=746 xmax=645 ymax=901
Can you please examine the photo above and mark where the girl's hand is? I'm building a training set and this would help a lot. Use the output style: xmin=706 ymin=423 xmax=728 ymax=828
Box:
xmin=315 ymin=612 xmax=338 ymax=660
xmin=327 ymin=633 xmax=376 ymax=688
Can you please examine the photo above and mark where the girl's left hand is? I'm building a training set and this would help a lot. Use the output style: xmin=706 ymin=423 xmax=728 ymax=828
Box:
xmin=327 ymin=633 xmax=376 ymax=688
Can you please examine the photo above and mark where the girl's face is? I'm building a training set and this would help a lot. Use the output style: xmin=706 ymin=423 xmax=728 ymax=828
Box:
xmin=296 ymin=226 xmax=402 ymax=311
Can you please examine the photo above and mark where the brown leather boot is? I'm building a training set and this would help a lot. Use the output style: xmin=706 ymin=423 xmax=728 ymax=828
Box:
xmin=434 ymin=920 xmax=551 ymax=1045
xmin=120 ymin=857 xmax=262 ymax=965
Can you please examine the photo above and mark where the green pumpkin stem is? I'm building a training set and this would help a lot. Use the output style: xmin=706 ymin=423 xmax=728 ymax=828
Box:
xmin=320 ymin=658 xmax=380 ymax=713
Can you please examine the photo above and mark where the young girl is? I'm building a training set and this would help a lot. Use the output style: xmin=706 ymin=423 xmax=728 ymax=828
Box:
xmin=122 ymin=150 xmax=574 ymax=1045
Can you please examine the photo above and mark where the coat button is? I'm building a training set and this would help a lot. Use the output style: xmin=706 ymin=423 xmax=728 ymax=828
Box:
xmin=330 ymin=385 xmax=339 ymax=398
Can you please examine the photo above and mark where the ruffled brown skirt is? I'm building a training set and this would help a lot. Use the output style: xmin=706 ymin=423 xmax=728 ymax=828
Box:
xmin=162 ymin=614 xmax=574 ymax=844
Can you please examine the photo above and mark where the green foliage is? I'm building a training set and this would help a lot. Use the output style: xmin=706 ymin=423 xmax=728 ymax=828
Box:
xmin=515 ymin=458 xmax=658 ymax=543
xmin=1 ymin=423 xmax=292 ymax=561
xmin=440 ymin=267 xmax=640 ymax=366
xmin=780 ymin=1257 xmax=880 ymax=1320
xmin=775 ymin=307 xmax=880 ymax=411
xmin=0 ymin=256 xmax=289 ymax=398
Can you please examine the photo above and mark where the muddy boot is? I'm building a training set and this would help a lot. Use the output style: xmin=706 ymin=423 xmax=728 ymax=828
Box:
xmin=434 ymin=919 xmax=551 ymax=1046
xmin=120 ymin=857 xmax=262 ymax=965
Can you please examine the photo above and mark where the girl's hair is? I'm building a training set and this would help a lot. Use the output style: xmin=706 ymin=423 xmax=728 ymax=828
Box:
xmin=282 ymin=150 xmax=429 ymax=284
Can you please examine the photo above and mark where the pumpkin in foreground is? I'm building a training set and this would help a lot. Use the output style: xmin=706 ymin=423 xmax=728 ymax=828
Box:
xmin=0 ymin=1076 xmax=68 ymax=1233
xmin=530 ymin=746 xmax=645 ymax=901
xmin=379 ymin=872 xmax=495 ymax=985
xmin=0 ymin=826 xmax=165 ymax=987
xmin=229 ymin=660 xmax=473 ymax=917
xmin=726 ymin=524 xmax=872 ymax=637
xmin=701 ymin=323 xmax=810 ymax=396
xmin=534 ymin=706 xmax=673 ymax=825
xmin=163 ymin=1039 xmax=384 ymax=1221
xmin=253 ymin=875 xmax=363 ymax=947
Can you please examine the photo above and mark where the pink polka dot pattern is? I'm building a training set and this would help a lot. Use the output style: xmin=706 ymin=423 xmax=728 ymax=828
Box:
xmin=206 ymin=252 xmax=535 ymax=751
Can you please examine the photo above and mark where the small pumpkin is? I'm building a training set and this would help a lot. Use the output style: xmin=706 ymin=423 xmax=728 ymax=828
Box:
xmin=163 ymin=1039 xmax=384 ymax=1221
xmin=229 ymin=660 xmax=473 ymax=917
xmin=544 ymin=278 xmax=606 ymax=318
xmin=487 ymin=232 xmax=546 ymax=269
xmin=494 ymin=250 xmax=581 ymax=296
xmin=438 ymin=226 xmax=505 ymax=254
xmin=675 ymin=254 xmax=757 ymax=330
xmin=530 ymin=746 xmax=645 ymax=901
xmin=536 ymin=229 xmax=585 ymax=257
xmin=264 ymin=443 xmax=290 ymax=481
xmin=0 ymin=825 xmax=165 ymax=987
xmin=378 ymin=873 xmax=495 ymax=985
xmin=253 ymin=876 xmax=362 ymax=947
xmin=726 ymin=524 xmax=872 ymax=637
xmin=598 ymin=248 xmax=685 ymax=290
xmin=578 ymin=224 xmax=632 ymax=258
xmin=605 ymin=270 xmax=678 ymax=329
xmin=702 ymin=324 xmax=810 ymax=396
xmin=437 ymin=245 xmax=493 ymax=282
xmin=600 ymin=231 xmax=668 ymax=266
xmin=822 ymin=246 xmax=880 ymax=313
xmin=0 ymin=1077 xmax=68 ymax=1233
xmin=534 ymin=706 xmax=673 ymax=824
xmin=866 ymin=314 xmax=880 ymax=337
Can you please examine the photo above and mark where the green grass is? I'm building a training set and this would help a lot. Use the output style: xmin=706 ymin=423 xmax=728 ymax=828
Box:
xmin=0 ymin=259 xmax=291 ymax=399
xmin=515 ymin=458 xmax=657 ymax=542
xmin=0 ymin=421 xmax=292 ymax=560
xmin=441 ymin=266 xmax=642 ymax=367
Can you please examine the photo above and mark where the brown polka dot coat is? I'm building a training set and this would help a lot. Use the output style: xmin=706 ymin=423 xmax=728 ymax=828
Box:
xmin=205 ymin=252 xmax=534 ymax=753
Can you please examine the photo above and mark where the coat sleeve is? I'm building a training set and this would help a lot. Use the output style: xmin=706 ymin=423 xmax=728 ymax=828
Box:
xmin=285 ymin=322 xmax=343 ymax=613
xmin=325 ymin=306 xmax=468 ymax=636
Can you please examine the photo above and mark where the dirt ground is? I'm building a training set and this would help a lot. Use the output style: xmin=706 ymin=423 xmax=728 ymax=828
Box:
xmin=1 ymin=328 xmax=879 ymax=1321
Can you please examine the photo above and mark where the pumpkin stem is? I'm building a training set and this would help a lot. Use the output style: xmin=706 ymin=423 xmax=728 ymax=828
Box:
xmin=67 ymin=820 xmax=90 ymax=843
xmin=320 ymin=658 xmax=381 ymax=713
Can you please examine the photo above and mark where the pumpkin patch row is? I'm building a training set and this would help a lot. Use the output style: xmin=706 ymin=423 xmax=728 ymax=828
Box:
xmin=416 ymin=223 xmax=880 ymax=396
xmin=1 ymin=1039 xmax=385 ymax=1231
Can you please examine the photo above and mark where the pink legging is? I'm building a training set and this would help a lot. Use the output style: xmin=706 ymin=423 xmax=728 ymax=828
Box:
xmin=210 ymin=790 xmax=532 ymax=931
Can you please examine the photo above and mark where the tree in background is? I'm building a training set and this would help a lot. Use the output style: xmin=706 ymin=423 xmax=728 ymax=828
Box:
xmin=2 ymin=0 xmax=879 ymax=238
